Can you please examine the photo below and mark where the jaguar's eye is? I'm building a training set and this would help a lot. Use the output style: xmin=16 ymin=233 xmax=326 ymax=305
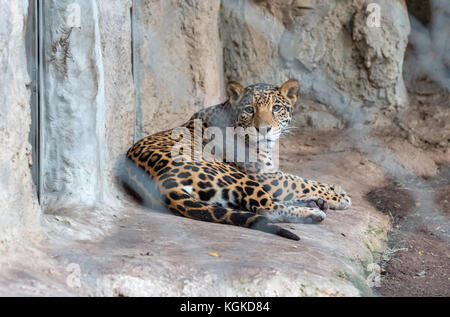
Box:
xmin=244 ymin=106 xmax=254 ymax=114
xmin=272 ymin=105 xmax=282 ymax=113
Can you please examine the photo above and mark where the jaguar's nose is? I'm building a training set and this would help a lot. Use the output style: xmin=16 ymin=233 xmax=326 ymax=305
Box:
xmin=256 ymin=126 xmax=272 ymax=136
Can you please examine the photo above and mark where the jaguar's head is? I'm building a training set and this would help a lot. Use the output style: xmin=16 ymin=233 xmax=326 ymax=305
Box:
xmin=226 ymin=79 xmax=299 ymax=144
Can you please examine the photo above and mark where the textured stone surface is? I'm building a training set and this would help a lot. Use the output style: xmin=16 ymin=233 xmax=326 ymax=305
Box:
xmin=98 ymin=0 xmax=135 ymax=202
xmin=221 ymin=0 xmax=410 ymax=128
xmin=38 ymin=0 xmax=135 ymax=209
xmin=40 ymin=0 xmax=109 ymax=208
xmin=133 ymin=0 xmax=225 ymax=139
xmin=294 ymin=100 xmax=345 ymax=130
xmin=352 ymin=0 xmax=409 ymax=107
xmin=0 ymin=0 xmax=42 ymax=247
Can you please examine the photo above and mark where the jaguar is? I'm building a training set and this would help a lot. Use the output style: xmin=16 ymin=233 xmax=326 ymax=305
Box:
xmin=124 ymin=79 xmax=351 ymax=240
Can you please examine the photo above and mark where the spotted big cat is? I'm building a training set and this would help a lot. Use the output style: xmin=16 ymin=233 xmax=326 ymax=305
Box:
xmin=124 ymin=80 xmax=352 ymax=240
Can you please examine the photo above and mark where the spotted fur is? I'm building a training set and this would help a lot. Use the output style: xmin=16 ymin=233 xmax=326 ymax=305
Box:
xmin=124 ymin=80 xmax=352 ymax=240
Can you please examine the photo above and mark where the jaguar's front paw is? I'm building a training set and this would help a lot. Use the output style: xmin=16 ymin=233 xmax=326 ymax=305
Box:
xmin=328 ymin=193 xmax=352 ymax=210
xmin=305 ymin=209 xmax=327 ymax=223
xmin=310 ymin=197 xmax=329 ymax=212
xmin=320 ymin=184 xmax=351 ymax=210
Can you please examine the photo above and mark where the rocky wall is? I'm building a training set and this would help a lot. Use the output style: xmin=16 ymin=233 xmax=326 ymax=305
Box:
xmin=40 ymin=0 xmax=135 ymax=209
xmin=97 ymin=0 xmax=135 ymax=202
xmin=40 ymin=0 xmax=109 ymax=208
xmin=221 ymin=0 xmax=410 ymax=129
xmin=0 ymin=0 xmax=42 ymax=247
xmin=133 ymin=0 xmax=225 ymax=139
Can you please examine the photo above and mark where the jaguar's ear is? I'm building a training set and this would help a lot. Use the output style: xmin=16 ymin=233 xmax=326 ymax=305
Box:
xmin=226 ymin=81 xmax=244 ymax=104
xmin=280 ymin=79 xmax=300 ymax=105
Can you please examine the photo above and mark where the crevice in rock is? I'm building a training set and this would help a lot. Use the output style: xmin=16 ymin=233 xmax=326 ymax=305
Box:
xmin=25 ymin=0 xmax=42 ymax=202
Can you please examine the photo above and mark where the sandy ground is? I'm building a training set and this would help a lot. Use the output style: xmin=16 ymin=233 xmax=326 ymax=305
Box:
xmin=367 ymin=167 xmax=449 ymax=297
